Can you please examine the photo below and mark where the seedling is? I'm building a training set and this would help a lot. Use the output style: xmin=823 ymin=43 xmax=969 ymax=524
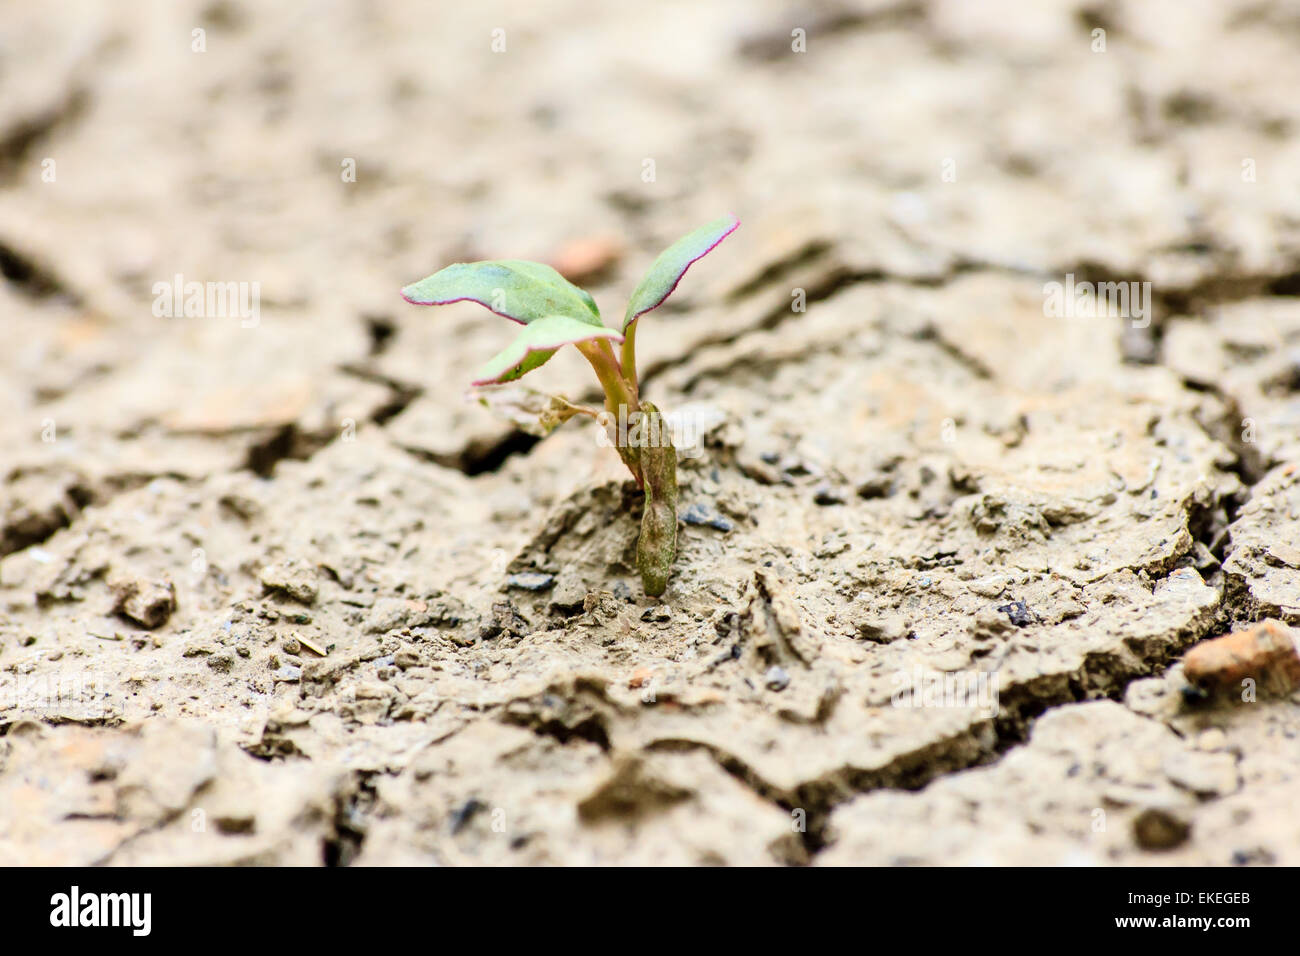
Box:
xmin=401 ymin=215 xmax=739 ymax=596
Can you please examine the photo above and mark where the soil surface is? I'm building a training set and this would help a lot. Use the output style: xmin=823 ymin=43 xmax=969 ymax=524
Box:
xmin=2 ymin=0 xmax=1299 ymax=865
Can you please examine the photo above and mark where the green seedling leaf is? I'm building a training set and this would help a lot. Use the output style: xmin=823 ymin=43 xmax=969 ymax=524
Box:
xmin=622 ymin=215 xmax=739 ymax=331
xmin=402 ymin=260 xmax=602 ymax=326
xmin=472 ymin=314 xmax=622 ymax=386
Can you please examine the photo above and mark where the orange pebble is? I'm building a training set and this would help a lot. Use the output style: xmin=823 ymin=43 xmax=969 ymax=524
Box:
xmin=1183 ymin=620 xmax=1300 ymax=697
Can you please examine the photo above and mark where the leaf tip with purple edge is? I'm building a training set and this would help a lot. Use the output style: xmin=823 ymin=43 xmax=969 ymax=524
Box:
xmin=622 ymin=215 xmax=739 ymax=331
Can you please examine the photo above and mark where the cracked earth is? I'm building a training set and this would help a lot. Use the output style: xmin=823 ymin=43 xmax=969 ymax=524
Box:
xmin=2 ymin=0 xmax=1300 ymax=866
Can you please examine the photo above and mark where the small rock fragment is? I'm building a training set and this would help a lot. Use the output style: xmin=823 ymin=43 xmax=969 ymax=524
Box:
xmin=856 ymin=474 xmax=893 ymax=499
xmin=765 ymin=666 xmax=791 ymax=691
xmin=259 ymin=559 xmax=319 ymax=605
xmin=681 ymin=502 xmax=734 ymax=532
xmin=1182 ymin=619 xmax=1300 ymax=699
xmin=581 ymin=590 xmax=624 ymax=621
xmin=995 ymin=600 xmax=1035 ymax=627
xmin=738 ymin=454 xmax=784 ymax=485
xmin=549 ymin=571 xmax=587 ymax=615
xmin=1133 ymin=807 xmax=1191 ymax=850
xmin=446 ymin=630 xmax=478 ymax=648
xmin=857 ymin=612 xmax=910 ymax=644
xmin=813 ymin=483 xmax=847 ymax=506
xmin=449 ymin=797 xmax=488 ymax=834
xmin=479 ymin=601 xmax=530 ymax=640
xmin=110 ymin=574 xmax=176 ymax=629
xmin=507 ymin=572 xmax=555 ymax=592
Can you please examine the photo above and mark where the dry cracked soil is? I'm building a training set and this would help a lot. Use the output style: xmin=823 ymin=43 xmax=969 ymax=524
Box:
xmin=2 ymin=0 xmax=1300 ymax=866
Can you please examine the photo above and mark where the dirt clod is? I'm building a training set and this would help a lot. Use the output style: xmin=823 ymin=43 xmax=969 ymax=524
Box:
xmin=110 ymin=573 xmax=176 ymax=629
xmin=259 ymin=560 xmax=319 ymax=605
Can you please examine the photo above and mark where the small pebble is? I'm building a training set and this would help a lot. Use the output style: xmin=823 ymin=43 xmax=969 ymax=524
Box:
xmin=1133 ymin=807 xmax=1190 ymax=850
xmin=996 ymin=600 xmax=1035 ymax=627
xmin=857 ymin=475 xmax=893 ymax=499
xmin=681 ymin=503 xmax=733 ymax=532
xmin=764 ymin=666 xmax=790 ymax=691
xmin=813 ymin=483 xmax=846 ymax=506
xmin=507 ymin=572 xmax=555 ymax=591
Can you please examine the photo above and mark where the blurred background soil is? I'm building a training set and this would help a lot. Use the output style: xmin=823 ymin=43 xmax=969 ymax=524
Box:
xmin=2 ymin=0 xmax=1299 ymax=864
